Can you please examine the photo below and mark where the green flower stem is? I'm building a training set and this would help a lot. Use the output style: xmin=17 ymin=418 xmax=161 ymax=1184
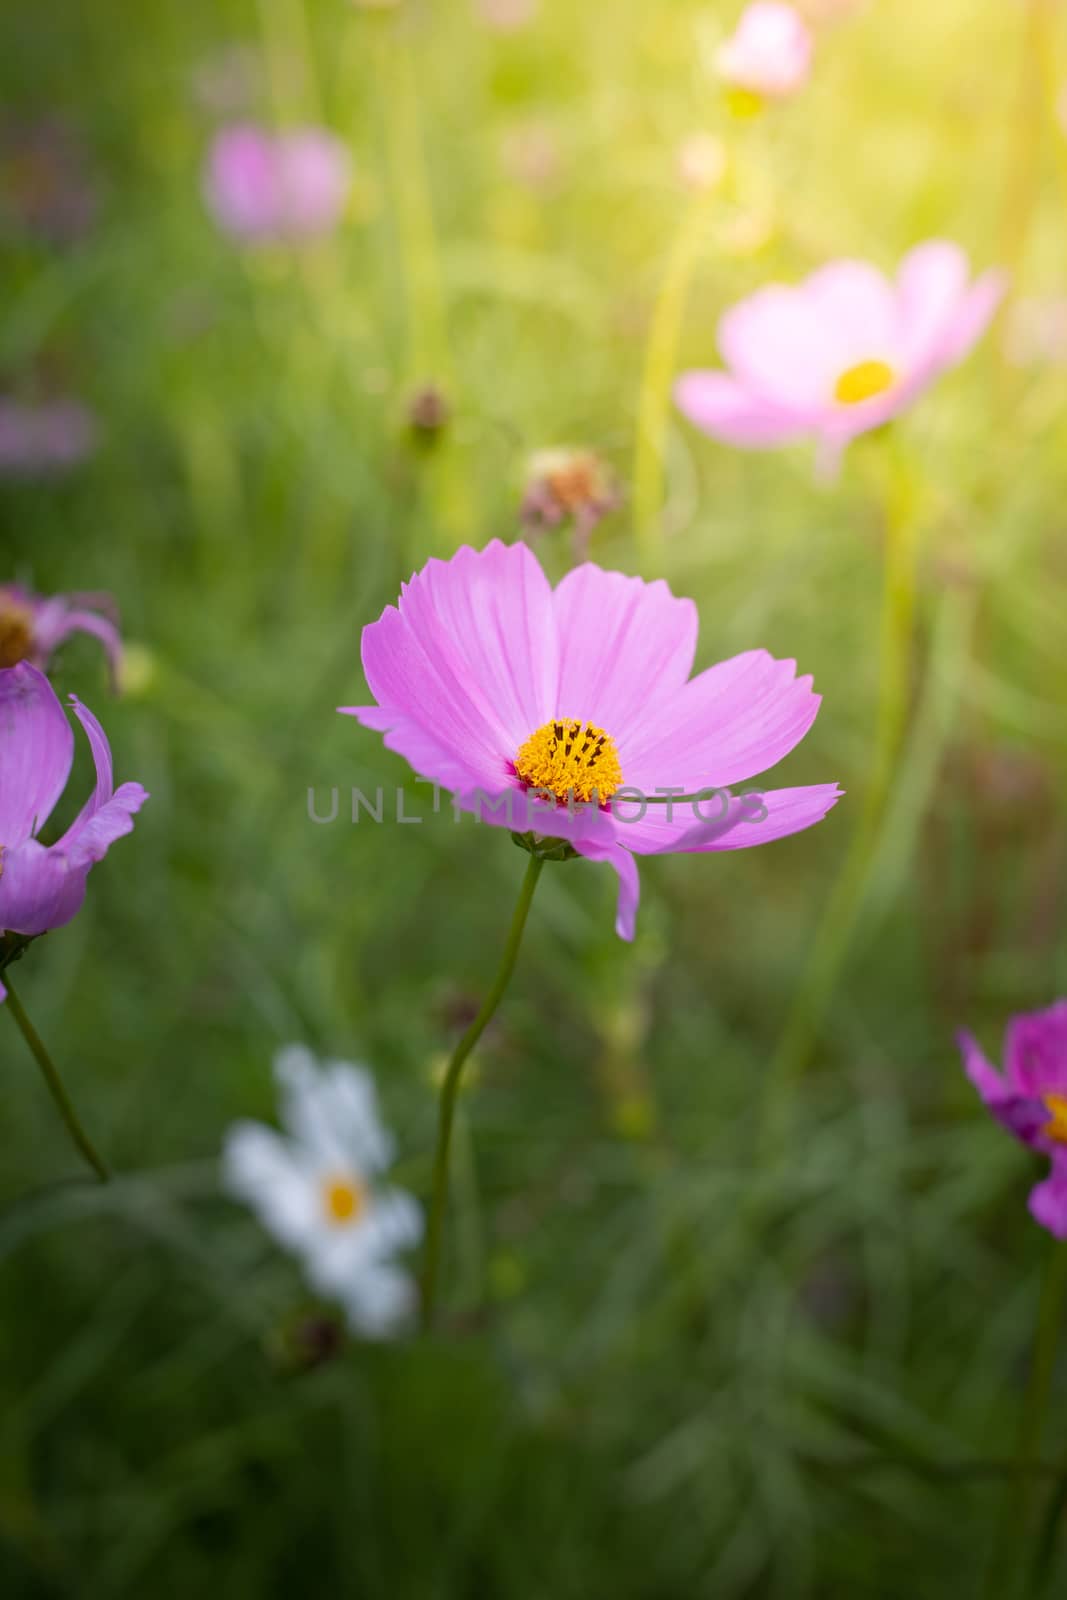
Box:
xmin=420 ymin=853 xmax=544 ymax=1331
xmin=759 ymin=446 xmax=920 ymax=1138
xmin=5 ymin=975 xmax=110 ymax=1184
xmin=633 ymin=185 xmax=716 ymax=558
xmin=987 ymin=1241 xmax=1067 ymax=1599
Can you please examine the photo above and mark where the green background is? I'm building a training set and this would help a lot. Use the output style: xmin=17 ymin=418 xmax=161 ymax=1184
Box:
xmin=2 ymin=0 xmax=1067 ymax=1594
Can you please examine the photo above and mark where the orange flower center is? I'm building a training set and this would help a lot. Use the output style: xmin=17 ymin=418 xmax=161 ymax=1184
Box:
xmin=0 ymin=602 xmax=34 ymax=668
xmin=514 ymin=718 xmax=623 ymax=805
xmin=321 ymin=1174 xmax=366 ymax=1226
xmin=834 ymin=359 xmax=895 ymax=406
xmin=1042 ymin=1093 xmax=1067 ymax=1145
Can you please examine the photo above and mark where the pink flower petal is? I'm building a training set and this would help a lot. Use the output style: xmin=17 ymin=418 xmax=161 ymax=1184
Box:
xmin=1004 ymin=1001 xmax=1067 ymax=1096
xmin=801 ymin=260 xmax=899 ymax=367
xmin=670 ymin=782 xmax=843 ymax=852
xmin=394 ymin=541 xmax=558 ymax=752
xmin=718 ymin=286 xmax=841 ymax=406
xmin=51 ymin=697 xmax=148 ymax=871
xmin=941 ymin=270 xmax=1007 ymax=367
xmin=552 ymin=564 xmax=697 ymax=749
xmin=622 ymin=650 xmax=821 ymax=794
xmin=0 ymin=836 xmax=84 ymax=936
xmin=0 ymin=663 xmax=73 ymax=845
xmin=674 ymin=371 xmax=806 ymax=447
xmin=1029 ymin=1157 xmax=1067 ymax=1239
xmin=895 ymin=240 xmax=971 ymax=366
xmin=574 ymin=833 xmax=641 ymax=941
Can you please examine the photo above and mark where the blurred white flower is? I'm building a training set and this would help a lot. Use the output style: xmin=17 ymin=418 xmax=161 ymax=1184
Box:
xmin=223 ymin=1046 xmax=422 ymax=1337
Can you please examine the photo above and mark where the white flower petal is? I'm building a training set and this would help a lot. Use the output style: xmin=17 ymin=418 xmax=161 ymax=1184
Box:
xmin=340 ymin=1263 xmax=418 ymax=1339
xmin=222 ymin=1122 xmax=320 ymax=1250
xmin=274 ymin=1047 xmax=393 ymax=1173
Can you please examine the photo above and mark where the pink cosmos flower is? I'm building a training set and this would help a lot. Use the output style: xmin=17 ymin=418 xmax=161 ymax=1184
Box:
xmin=0 ymin=663 xmax=148 ymax=999
xmin=340 ymin=541 xmax=841 ymax=940
xmin=204 ymin=124 xmax=351 ymax=242
xmin=0 ymin=584 xmax=123 ymax=688
xmin=716 ymin=3 xmax=813 ymax=102
xmin=959 ymin=1003 xmax=1067 ymax=1237
xmin=675 ymin=241 xmax=1005 ymax=477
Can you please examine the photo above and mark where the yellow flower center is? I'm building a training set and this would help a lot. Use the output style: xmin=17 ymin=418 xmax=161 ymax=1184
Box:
xmin=0 ymin=602 xmax=34 ymax=668
xmin=514 ymin=718 xmax=623 ymax=805
xmin=725 ymin=87 xmax=765 ymax=120
xmin=833 ymin=359 xmax=896 ymax=406
xmin=321 ymin=1174 xmax=366 ymax=1226
xmin=1043 ymin=1093 xmax=1067 ymax=1145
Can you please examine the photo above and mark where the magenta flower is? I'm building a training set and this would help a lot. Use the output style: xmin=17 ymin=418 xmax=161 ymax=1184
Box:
xmin=0 ymin=663 xmax=148 ymax=999
xmin=676 ymin=242 xmax=1005 ymax=477
xmin=0 ymin=398 xmax=96 ymax=478
xmin=204 ymin=124 xmax=351 ymax=242
xmin=716 ymin=4 xmax=813 ymax=102
xmin=1 ymin=584 xmax=123 ymax=687
xmin=340 ymin=541 xmax=840 ymax=940
xmin=959 ymin=1004 xmax=1067 ymax=1237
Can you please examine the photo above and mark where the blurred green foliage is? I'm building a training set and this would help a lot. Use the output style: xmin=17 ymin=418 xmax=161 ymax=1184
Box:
xmin=2 ymin=0 xmax=1067 ymax=1594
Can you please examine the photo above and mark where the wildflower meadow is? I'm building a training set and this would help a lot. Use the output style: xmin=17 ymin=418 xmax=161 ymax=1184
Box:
xmin=2 ymin=0 xmax=1067 ymax=1595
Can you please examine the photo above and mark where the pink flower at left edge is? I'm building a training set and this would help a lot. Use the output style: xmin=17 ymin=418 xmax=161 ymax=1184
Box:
xmin=340 ymin=540 xmax=842 ymax=941
xmin=1 ymin=584 xmax=123 ymax=689
xmin=959 ymin=1003 xmax=1067 ymax=1238
xmin=675 ymin=241 xmax=1006 ymax=479
xmin=0 ymin=663 xmax=148 ymax=1000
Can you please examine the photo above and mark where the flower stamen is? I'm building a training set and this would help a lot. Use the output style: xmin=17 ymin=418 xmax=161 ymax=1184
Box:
xmin=514 ymin=717 xmax=623 ymax=805
xmin=833 ymin=359 xmax=895 ymax=406
xmin=322 ymin=1174 xmax=366 ymax=1226
xmin=1043 ymin=1093 xmax=1067 ymax=1146
xmin=0 ymin=602 xmax=34 ymax=668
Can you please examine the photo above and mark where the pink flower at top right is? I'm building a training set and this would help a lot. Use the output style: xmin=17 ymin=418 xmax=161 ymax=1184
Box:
xmin=675 ymin=242 xmax=1006 ymax=477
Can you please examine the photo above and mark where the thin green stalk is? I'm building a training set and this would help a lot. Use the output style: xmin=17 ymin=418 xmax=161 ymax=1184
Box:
xmin=987 ymin=1242 xmax=1067 ymax=1600
xmin=759 ymin=447 xmax=919 ymax=1140
xmin=633 ymin=186 xmax=716 ymax=558
xmin=376 ymin=21 xmax=472 ymax=546
xmin=420 ymin=854 xmax=544 ymax=1330
xmin=996 ymin=0 xmax=1055 ymax=373
xmin=5 ymin=975 xmax=110 ymax=1184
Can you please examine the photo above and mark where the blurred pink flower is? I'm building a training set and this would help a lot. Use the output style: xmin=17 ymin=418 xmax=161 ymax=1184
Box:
xmin=0 ymin=399 xmax=96 ymax=478
xmin=716 ymin=3 xmax=813 ymax=101
xmin=676 ymin=241 xmax=1005 ymax=476
xmin=476 ymin=0 xmax=538 ymax=30
xmin=0 ymin=663 xmax=148 ymax=998
xmin=0 ymin=584 xmax=123 ymax=687
xmin=341 ymin=541 xmax=840 ymax=941
xmin=959 ymin=1003 xmax=1067 ymax=1237
xmin=204 ymin=124 xmax=351 ymax=242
